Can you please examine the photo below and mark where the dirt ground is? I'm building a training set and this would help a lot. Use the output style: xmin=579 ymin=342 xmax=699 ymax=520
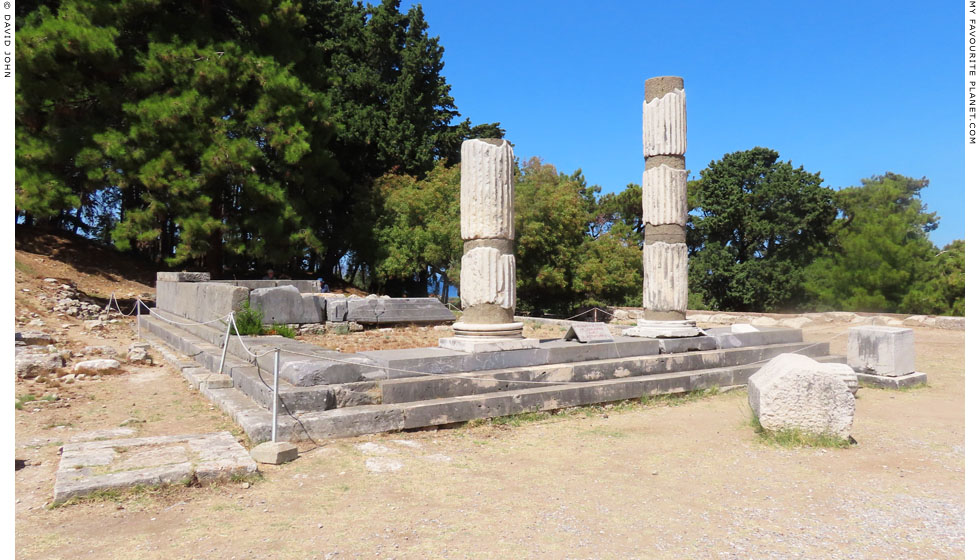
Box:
xmin=12 ymin=234 xmax=966 ymax=559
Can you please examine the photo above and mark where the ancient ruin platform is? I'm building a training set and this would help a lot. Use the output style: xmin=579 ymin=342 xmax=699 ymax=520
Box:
xmin=138 ymin=312 xmax=845 ymax=443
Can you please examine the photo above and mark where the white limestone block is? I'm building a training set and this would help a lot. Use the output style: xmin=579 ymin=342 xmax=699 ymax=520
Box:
xmin=642 ymin=164 xmax=688 ymax=226
xmin=459 ymin=247 xmax=515 ymax=309
xmin=847 ymin=326 xmax=915 ymax=377
xmin=748 ymin=353 xmax=855 ymax=438
xmin=642 ymin=89 xmax=686 ymax=157
xmin=460 ymin=139 xmax=514 ymax=240
xmin=642 ymin=242 xmax=688 ymax=312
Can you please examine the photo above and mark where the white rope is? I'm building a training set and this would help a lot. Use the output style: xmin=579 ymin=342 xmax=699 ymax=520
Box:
xmin=227 ymin=313 xmax=280 ymax=359
xmin=142 ymin=303 xmax=231 ymax=327
xmin=563 ymin=307 xmax=615 ymax=321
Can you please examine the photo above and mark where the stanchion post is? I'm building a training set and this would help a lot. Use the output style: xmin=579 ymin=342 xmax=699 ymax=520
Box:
xmin=136 ymin=298 xmax=142 ymax=340
xmin=218 ymin=313 xmax=232 ymax=376
xmin=272 ymin=348 xmax=280 ymax=443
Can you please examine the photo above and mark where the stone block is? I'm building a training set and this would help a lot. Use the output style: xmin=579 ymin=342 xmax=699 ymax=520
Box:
xmin=15 ymin=351 xmax=64 ymax=378
xmin=156 ymin=281 xmax=248 ymax=323
xmin=326 ymin=298 xmax=349 ymax=322
xmin=250 ymin=441 xmax=298 ymax=464
xmin=16 ymin=331 xmax=56 ymax=345
xmin=156 ymin=271 xmax=211 ymax=283
xmin=300 ymin=294 xmax=326 ymax=323
xmin=249 ymin=285 xmax=322 ymax=324
xmin=779 ymin=317 xmax=814 ymax=329
xmin=54 ymin=432 xmax=255 ymax=503
xmin=748 ymin=353 xmax=855 ymax=438
xmin=346 ymin=297 xmax=454 ymax=325
xmin=847 ymin=326 xmax=915 ymax=377
xmin=73 ymin=359 xmax=122 ymax=375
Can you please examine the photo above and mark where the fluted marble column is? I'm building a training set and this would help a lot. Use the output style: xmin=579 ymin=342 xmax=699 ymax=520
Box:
xmin=439 ymin=139 xmax=539 ymax=353
xmin=625 ymin=76 xmax=700 ymax=338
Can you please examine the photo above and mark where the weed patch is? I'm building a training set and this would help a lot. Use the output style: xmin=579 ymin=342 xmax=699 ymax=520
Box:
xmin=233 ymin=301 xmax=265 ymax=336
xmin=750 ymin=415 xmax=852 ymax=448
xmin=270 ymin=323 xmax=296 ymax=338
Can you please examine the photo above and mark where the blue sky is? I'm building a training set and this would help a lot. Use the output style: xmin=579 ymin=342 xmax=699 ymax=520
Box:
xmin=418 ymin=0 xmax=965 ymax=247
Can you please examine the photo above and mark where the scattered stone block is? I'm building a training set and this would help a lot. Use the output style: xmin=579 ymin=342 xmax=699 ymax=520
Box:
xmin=128 ymin=342 xmax=152 ymax=364
xmin=749 ymin=316 xmax=779 ymax=327
xmin=83 ymin=345 xmax=118 ymax=357
xmin=346 ymin=297 xmax=454 ymax=325
xmin=847 ymin=326 xmax=914 ymax=377
xmin=748 ymin=353 xmax=855 ymax=438
xmin=936 ymin=316 xmax=965 ymax=330
xmin=54 ymin=432 xmax=256 ymax=503
xmin=16 ymin=331 xmax=55 ymax=346
xmin=73 ymin=359 xmax=122 ymax=375
xmin=250 ymin=441 xmax=298 ymax=465
xmin=16 ymin=351 xmax=65 ymax=379
xmin=156 ymin=271 xmax=211 ymax=283
xmin=826 ymin=312 xmax=857 ymax=323
xmin=780 ymin=316 xmax=814 ymax=329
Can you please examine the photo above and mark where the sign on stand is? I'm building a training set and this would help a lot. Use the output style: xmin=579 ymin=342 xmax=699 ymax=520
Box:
xmin=564 ymin=322 xmax=614 ymax=343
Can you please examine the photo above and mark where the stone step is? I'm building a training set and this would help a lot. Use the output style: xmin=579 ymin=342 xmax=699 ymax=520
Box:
xmin=207 ymin=352 xmax=846 ymax=443
xmin=141 ymin=316 xmax=335 ymax=413
xmin=141 ymin=313 xmax=837 ymax=415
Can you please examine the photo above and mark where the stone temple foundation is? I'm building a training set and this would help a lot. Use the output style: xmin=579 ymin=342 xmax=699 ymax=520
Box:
xmin=439 ymin=139 xmax=540 ymax=353
xmin=135 ymin=78 xmax=851 ymax=442
xmin=624 ymin=76 xmax=700 ymax=339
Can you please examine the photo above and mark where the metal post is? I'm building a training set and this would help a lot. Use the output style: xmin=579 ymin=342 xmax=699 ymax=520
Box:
xmin=272 ymin=348 xmax=280 ymax=443
xmin=136 ymin=298 xmax=142 ymax=340
xmin=217 ymin=314 xmax=232 ymax=376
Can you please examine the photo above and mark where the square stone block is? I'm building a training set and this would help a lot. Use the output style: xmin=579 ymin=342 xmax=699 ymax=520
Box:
xmin=847 ymin=326 xmax=914 ymax=377
xmin=250 ymin=441 xmax=298 ymax=464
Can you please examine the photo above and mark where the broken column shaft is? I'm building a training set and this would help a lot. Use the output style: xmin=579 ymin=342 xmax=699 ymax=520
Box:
xmin=625 ymin=76 xmax=700 ymax=338
xmin=439 ymin=139 xmax=539 ymax=352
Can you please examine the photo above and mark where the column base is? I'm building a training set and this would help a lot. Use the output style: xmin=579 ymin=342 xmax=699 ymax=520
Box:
xmin=439 ymin=321 xmax=539 ymax=353
xmin=623 ymin=319 xmax=702 ymax=339
xmin=438 ymin=336 xmax=541 ymax=353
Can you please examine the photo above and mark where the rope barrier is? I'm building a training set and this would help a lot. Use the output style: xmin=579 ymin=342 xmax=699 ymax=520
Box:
xmin=563 ymin=307 xmax=615 ymax=321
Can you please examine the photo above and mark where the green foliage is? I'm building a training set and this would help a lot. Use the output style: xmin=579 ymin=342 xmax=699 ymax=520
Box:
xmin=233 ymin=301 xmax=265 ymax=336
xmin=270 ymin=323 xmax=296 ymax=339
xmin=750 ymin=415 xmax=853 ymax=448
xmin=514 ymin=158 xmax=598 ymax=315
xmin=15 ymin=394 xmax=38 ymax=410
xmin=371 ymin=162 xmax=462 ymax=296
xmin=688 ymin=147 xmax=837 ymax=312
xmin=804 ymin=173 xmax=960 ymax=315
xmin=16 ymin=0 xmax=498 ymax=278
xmin=573 ymin=222 xmax=642 ymax=307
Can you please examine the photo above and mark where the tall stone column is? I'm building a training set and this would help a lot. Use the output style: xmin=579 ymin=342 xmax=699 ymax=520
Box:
xmin=439 ymin=139 xmax=539 ymax=353
xmin=625 ymin=76 xmax=700 ymax=338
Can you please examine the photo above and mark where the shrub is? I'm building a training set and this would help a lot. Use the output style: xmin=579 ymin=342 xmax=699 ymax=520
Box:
xmin=234 ymin=301 xmax=265 ymax=336
xmin=270 ymin=323 xmax=296 ymax=338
